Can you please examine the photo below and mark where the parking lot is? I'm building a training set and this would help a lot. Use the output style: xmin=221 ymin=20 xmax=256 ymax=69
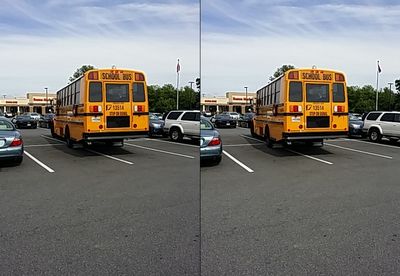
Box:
xmin=0 ymin=128 xmax=200 ymax=275
xmin=202 ymin=126 xmax=400 ymax=275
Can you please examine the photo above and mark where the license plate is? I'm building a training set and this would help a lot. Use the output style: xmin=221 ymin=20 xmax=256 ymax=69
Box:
xmin=0 ymin=140 xmax=5 ymax=147
xmin=226 ymin=123 xmax=230 ymax=125
xmin=27 ymin=123 xmax=31 ymax=126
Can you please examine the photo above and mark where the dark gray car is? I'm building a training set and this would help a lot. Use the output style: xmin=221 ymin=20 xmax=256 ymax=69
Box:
xmin=0 ymin=117 xmax=24 ymax=164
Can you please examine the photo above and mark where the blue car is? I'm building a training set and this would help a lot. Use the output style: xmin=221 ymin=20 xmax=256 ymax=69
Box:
xmin=149 ymin=112 xmax=166 ymax=137
xmin=200 ymin=117 xmax=222 ymax=164
xmin=348 ymin=113 xmax=364 ymax=137
xmin=0 ymin=117 xmax=24 ymax=165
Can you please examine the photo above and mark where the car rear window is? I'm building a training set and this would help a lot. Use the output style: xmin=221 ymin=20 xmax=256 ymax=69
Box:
xmin=106 ymin=84 xmax=129 ymax=102
xmin=366 ymin=112 xmax=381 ymax=121
xmin=0 ymin=120 xmax=14 ymax=130
xmin=306 ymin=83 xmax=329 ymax=102
xmin=89 ymin=82 xmax=102 ymax=102
xmin=167 ymin=111 xmax=183 ymax=120
xmin=333 ymin=83 xmax=345 ymax=102
xmin=200 ymin=119 xmax=213 ymax=130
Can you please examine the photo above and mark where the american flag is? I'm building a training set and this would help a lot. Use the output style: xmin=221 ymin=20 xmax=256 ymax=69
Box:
xmin=177 ymin=59 xmax=180 ymax=73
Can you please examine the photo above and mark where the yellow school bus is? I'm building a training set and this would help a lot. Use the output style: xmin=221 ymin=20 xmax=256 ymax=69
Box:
xmin=251 ymin=68 xmax=348 ymax=147
xmin=52 ymin=68 xmax=149 ymax=147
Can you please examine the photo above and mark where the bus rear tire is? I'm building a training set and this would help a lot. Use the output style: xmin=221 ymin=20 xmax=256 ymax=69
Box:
xmin=65 ymin=127 xmax=74 ymax=148
xmin=264 ymin=127 xmax=274 ymax=148
xmin=250 ymin=122 xmax=256 ymax=137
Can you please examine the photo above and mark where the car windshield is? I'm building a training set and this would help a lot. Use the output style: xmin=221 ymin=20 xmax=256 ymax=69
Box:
xmin=216 ymin=114 xmax=230 ymax=119
xmin=201 ymin=119 xmax=213 ymax=130
xmin=149 ymin=114 xmax=158 ymax=120
xmin=18 ymin=116 xmax=31 ymax=119
xmin=0 ymin=119 xmax=15 ymax=130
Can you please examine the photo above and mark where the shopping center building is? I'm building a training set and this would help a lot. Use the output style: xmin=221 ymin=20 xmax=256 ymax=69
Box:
xmin=200 ymin=91 xmax=256 ymax=115
xmin=0 ymin=92 xmax=56 ymax=116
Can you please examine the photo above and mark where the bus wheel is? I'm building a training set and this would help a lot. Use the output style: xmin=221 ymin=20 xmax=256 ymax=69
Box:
xmin=264 ymin=128 xmax=274 ymax=148
xmin=65 ymin=127 xmax=74 ymax=148
xmin=250 ymin=122 xmax=256 ymax=137
xmin=50 ymin=123 xmax=56 ymax=138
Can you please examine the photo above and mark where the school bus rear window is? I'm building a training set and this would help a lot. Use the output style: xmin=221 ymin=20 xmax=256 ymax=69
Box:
xmin=133 ymin=83 xmax=145 ymax=102
xmin=289 ymin=81 xmax=302 ymax=102
xmin=106 ymin=84 xmax=129 ymax=102
xmin=89 ymin=82 xmax=102 ymax=102
xmin=333 ymin=83 xmax=345 ymax=102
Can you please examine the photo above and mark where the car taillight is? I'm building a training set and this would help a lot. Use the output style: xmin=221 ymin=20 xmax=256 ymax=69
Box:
xmin=10 ymin=137 xmax=22 ymax=147
xmin=208 ymin=137 xmax=221 ymax=146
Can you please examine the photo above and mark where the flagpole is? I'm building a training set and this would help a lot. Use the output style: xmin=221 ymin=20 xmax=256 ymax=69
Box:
xmin=376 ymin=60 xmax=379 ymax=111
xmin=176 ymin=59 xmax=180 ymax=110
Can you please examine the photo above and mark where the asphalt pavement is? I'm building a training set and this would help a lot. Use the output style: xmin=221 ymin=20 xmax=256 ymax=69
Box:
xmin=201 ymin=126 xmax=400 ymax=275
xmin=0 ymin=127 xmax=200 ymax=275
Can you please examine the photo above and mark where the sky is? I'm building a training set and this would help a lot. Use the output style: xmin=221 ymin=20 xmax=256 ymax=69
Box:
xmin=202 ymin=0 xmax=400 ymax=96
xmin=0 ymin=0 xmax=199 ymax=97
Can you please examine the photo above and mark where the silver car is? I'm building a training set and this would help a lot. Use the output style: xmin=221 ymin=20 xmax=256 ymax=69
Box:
xmin=0 ymin=117 xmax=24 ymax=164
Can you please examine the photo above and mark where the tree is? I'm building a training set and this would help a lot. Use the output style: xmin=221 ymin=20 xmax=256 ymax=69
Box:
xmin=69 ymin=65 xmax=96 ymax=82
xmin=147 ymin=84 xmax=199 ymax=113
xmin=269 ymin=65 xmax=295 ymax=81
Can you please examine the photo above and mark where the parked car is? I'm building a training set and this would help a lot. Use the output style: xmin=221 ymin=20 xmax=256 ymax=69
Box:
xmin=12 ymin=115 xmax=38 ymax=129
xmin=348 ymin=113 xmax=364 ymax=137
xmin=238 ymin=112 xmax=255 ymax=128
xmin=38 ymin=113 xmax=55 ymax=128
xmin=362 ymin=111 xmax=400 ymax=142
xmin=214 ymin=114 xmax=236 ymax=128
xmin=163 ymin=110 xmax=200 ymax=142
xmin=22 ymin=112 xmax=41 ymax=121
xmin=222 ymin=112 xmax=240 ymax=120
xmin=202 ymin=111 xmax=212 ymax=117
xmin=0 ymin=111 xmax=4 ymax=117
xmin=200 ymin=117 xmax=222 ymax=164
xmin=0 ymin=117 xmax=24 ymax=164
xmin=149 ymin=112 xmax=165 ymax=137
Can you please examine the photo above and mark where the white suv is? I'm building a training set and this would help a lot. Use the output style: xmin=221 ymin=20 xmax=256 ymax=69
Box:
xmin=362 ymin=111 xmax=400 ymax=142
xmin=163 ymin=110 xmax=200 ymax=142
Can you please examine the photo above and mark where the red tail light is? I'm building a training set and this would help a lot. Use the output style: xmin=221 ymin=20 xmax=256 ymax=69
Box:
xmin=288 ymin=71 xmax=299 ymax=79
xmin=208 ymin=137 xmax=221 ymax=146
xmin=137 ymin=105 xmax=143 ymax=112
xmin=88 ymin=71 xmax=99 ymax=80
xmin=135 ymin=73 xmax=145 ymax=81
xmin=10 ymin=137 xmax=23 ymax=147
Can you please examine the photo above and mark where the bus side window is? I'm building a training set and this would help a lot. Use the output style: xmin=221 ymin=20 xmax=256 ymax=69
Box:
xmin=289 ymin=81 xmax=302 ymax=102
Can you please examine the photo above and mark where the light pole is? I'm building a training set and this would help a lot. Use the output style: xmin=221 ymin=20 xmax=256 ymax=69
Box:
xmin=388 ymin=82 xmax=394 ymax=111
xmin=244 ymin=86 xmax=248 ymax=113
xmin=44 ymin=87 xmax=48 ymax=113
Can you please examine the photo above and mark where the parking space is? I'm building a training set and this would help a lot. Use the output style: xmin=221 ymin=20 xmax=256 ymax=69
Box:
xmin=0 ymin=128 xmax=200 ymax=275
xmin=201 ymin=126 xmax=400 ymax=275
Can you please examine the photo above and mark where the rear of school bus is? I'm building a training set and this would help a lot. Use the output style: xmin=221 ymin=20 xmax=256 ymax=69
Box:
xmin=282 ymin=68 xmax=348 ymax=143
xmin=82 ymin=68 xmax=149 ymax=143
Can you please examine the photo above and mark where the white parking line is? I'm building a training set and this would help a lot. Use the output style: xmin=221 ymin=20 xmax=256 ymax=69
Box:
xmin=338 ymin=138 xmax=400 ymax=149
xmin=223 ymin=150 xmax=254 ymax=173
xmin=142 ymin=138 xmax=199 ymax=148
xmin=40 ymin=135 xmax=64 ymax=144
xmin=285 ymin=149 xmax=333 ymax=165
xmin=125 ymin=143 xmax=195 ymax=159
xmin=85 ymin=149 xmax=134 ymax=165
xmin=240 ymin=134 xmax=262 ymax=142
xmin=25 ymin=143 xmax=64 ymax=148
xmin=325 ymin=143 xmax=393 ymax=159
xmin=24 ymin=150 xmax=55 ymax=173
xmin=224 ymin=143 xmax=264 ymax=147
